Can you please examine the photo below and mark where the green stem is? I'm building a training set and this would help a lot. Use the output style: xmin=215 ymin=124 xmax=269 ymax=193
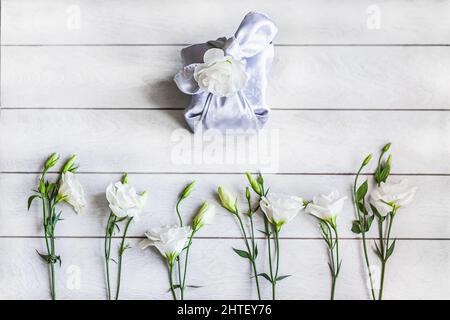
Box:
xmin=176 ymin=199 xmax=183 ymax=227
xmin=115 ymin=217 xmax=133 ymax=300
xmin=168 ymin=262 xmax=177 ymax=300
xmin=248 ymin=215 xmax=261 ymax=300
xmin=331 ymin=222 xmax=340 ymax=300
xmin=379 ymin=211 xmax=395 ymax=300
xmin=104 ymin=212 xmax=115 ymax=300
xmin=264 ymin=218 xmax=274 ymax=285
xmin=49 ymin=204 xmax=57 ymax=300
xmin=272 ymin=228 xmax=280 ymax=300
xmin=175 ymin=198 xmax=184 ymax=299
xmin=180 ymin=230 xmax=196 ymax=300
xmin=177 ymin=257 xmax=183 ymax=300
xmin=353 ymin=167 xmax=376 ymax=301
xmin=379 ymin=261 xmax=386 ymax=300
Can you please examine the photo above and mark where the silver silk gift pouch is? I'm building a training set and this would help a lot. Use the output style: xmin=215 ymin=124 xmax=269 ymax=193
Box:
xmin=174 ymin=12 xmax=278 ymax=133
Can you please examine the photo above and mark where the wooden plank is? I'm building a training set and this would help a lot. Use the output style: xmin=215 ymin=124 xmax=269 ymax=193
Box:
xmin=0 ymin=238 xmax=448 ymax=299
xmin=2 ymin=0 xmax=450 ymax=45
xmin=0 ymin=109 xmax=448 ymax=174
xmin=2 ymin=46 xmax=450 ymax=109
xmin=1 ymin=173 xmax=449 ymax=238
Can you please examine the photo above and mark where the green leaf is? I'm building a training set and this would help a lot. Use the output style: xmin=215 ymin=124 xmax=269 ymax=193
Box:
xmin=254 ymin=244 xmax=258 ymax=258
xmin=276 ymin=275 xmax=291 ymax=281
xmin=373 ymin=241 xmax=383 ymax=260
xmin=370 ymin=203 xmax=383 ymax=220
xmin=351 ymin=220 xmax=362 ymax=234
xmin=364 ymin=215 xmax=375 ymax=232
xmin=379 ymin=163 xmax=391 ymax=183
xmin=357 ymin=202 xmax=368 ymax=215
xmin=257 ymin=273 xmax=272 ymax=283
xmin=27 ymin=195 xmax=40 ymax=210
xmin=187 ymin=285 xmax=203 ymax=289
xmin=232 ymin=248 xmax=251 ymax=259
xmin=386 ymin=240 xmax=396 ymax=260
xmin=355 ymin=180 xmax=368 ymax=202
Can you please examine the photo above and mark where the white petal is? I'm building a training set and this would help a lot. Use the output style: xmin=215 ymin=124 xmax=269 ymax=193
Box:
xmin=203 ymin=48 xmax=225 ymax=64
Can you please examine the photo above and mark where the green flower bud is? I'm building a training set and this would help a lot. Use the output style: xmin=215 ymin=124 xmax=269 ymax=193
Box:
xmin=121 ymin=173 xmax=129 ymax=184
xmin=45 ymin=153 xmax=59 ymax=170
xmin=218 ymin=186 xmax=238 ymax=214
xmin=62 ymin=155 xmax=77 ymax=173
xmin=386 ymin=154 xmax=392 ymax=167
xmin=193 ymin=202 xmax=215 ymax=231
xmin=245 ymin=187 xmax=251 ymax=201
xmin=246 ymin=172 xmax=261 ymax=195
xmin=180 ymin=181 xmax=195 ymax=200
xmin=362 ymin=153 xmax=372 ymax=167
xmin=382 ymin=143 xmax=392 ymax=153
xmin=257 ymin=174 xmax=264 ymax=186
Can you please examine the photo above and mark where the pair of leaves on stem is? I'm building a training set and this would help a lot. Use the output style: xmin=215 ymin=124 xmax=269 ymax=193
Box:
xmin=167 ymin=284 xmax=202 ymax=293
xmin=257 ymin=273 xmax=291 ymax=283
xmin=352 ymin=180 xmax=375 ymax=234
xmin=36 ymin=250 xmax=61 ymax=266
xmin=233 ymin=248 xmax=290 ymax=284
xmin=374 ymin=240 xmax=396 ymax=262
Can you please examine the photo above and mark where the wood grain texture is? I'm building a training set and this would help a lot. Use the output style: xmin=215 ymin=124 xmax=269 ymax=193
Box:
xmin=0 ymin=238 xmax=448 ymax=300
xmin=1 ymin=0 xmax=449 ymax=300
xmin=1 ymin=173 xmax=449 ymax=239
xmin=1 ymin=109 xmax=448 ymax=174
xmin=3 ymin=0 xmax=450 ymax=45
xmin=2 ymin=46 xmax=450 ymax=109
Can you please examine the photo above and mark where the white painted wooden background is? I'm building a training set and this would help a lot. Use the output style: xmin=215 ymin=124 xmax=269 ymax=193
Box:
xmin=0 ymin=0 xmax=449 ymax=300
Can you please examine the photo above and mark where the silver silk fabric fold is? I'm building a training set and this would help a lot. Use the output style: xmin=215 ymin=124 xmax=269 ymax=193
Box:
xmin=174 ymin=12 xmax=278 ymax=133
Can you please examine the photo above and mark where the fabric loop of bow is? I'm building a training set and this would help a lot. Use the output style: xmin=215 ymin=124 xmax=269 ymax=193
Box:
xmin=174 ymin=12 xmax=278 ymax=133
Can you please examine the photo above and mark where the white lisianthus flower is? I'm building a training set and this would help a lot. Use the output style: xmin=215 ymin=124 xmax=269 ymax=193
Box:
xmin=140 ymin=225 xmax=192 ymax=263
xmin=305 ymin=191 xmax=347 ymax=224
xmin=260 ymin=193 xmax=304 ymax=230
xmin=106 ymin=181 xmax=148 ymax=219
xmin=193 ymin=202 xmax=215 ymax=231
xmin=58 ymin=171 xmax=86 ymax=214
xmin=370 ymin=179 xmax=417 ymax=216
xmin=194 ymin=48 xmax=248 ymax=97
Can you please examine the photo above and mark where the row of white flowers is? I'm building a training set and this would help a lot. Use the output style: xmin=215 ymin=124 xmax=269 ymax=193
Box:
xmin=29 ymin=143 xmax=415 ymax=300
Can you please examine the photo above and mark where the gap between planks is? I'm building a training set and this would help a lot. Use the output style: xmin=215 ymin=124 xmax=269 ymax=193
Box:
xmin=2 ymin=108 xmax=450 ymax=111
xmin=1 ymin=44 xmax=450 ymax=47
xmin=0 ymin=236 xmax=449 ymax=240
xmin=1 ymin=172 xmax=449 ymax=176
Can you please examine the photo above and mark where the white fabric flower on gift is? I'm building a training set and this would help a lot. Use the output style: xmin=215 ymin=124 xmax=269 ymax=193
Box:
xmin=305 ymin=191 xmax=347 ymax=223
xmin=370 ymin=179 xmax=417 ymax=216
xmin=106 ymin=181 xmax=148 ymax=219
xmin=58 ymin=172 xmax=86 ymax=214
xmin=260 ymin=193 xmax=304 ymax=230
xmin=140 ymin=225 xmax=192 ymax=263
xmin=194 ymin=48 xmax=248 ymax=97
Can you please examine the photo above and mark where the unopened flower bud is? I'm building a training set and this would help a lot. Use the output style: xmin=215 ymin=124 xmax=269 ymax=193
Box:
xmin=62 ymin=155 xmax=77 ymax=173
xmin=44 ymin=153 xmax=59 ymax=170
xmin=246 ymin=172 xmax=261 ymax=195
xmin=362 ymin=153 xmax=372 ymax=167
xmin=245 ymin=187 xmax=251 ymax=201
xmin=382 ymin=143 xmax=392 ymax=153
xmin=218 ymin=187 xmax=238 ymax=214
xmin=180 ymin=181 xmax=195 ymax=200
xmin=193 ymin=202 xmax=215 ymax=231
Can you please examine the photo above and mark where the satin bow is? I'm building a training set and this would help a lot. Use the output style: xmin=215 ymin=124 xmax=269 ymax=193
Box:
xmin=174 ymin=12 xmax=278 ymax=133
